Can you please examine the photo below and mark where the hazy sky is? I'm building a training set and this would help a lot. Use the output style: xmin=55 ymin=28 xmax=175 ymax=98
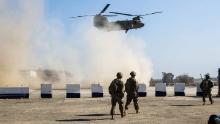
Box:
xmin=44 ymin=0 xmax=220 ymax=78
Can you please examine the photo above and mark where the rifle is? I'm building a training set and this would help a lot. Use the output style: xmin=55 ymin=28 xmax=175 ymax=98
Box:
xmin=200 ymin=74 xmax=204 ymax=91
xmin=200 ymin=74 xmax=203 ymax=81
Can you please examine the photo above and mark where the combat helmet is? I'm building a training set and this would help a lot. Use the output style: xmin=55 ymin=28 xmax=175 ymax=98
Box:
xmin=116 ymin=72 xmax=123 ymax=79
xmin=130 ymin=71 xmax=136 ymax=77
xmin=205 ymin=73 xmax=210 ymax=79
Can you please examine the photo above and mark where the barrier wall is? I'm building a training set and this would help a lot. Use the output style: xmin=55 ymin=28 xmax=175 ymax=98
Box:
xmin=0 ymin=84 xmax=207 ymax=99
xmin=196 ymin=83 xmax=203 ymax=96
xmin=41 ymin=84 xmax=52 ymax=98
xmin=91 ymin=84 xmax=103 ymax=97
xmin=138 ymin=84 xmax=147 ymax=97
xmin=155 ymin=83 xmax=166 ymax=96
xmin=174 ymin=83 xmax=185 ymax=96
xmin=66 ymin=84 xmax=80 ymax=98
xmin=0 ymin=87 xmax=29 ymax=99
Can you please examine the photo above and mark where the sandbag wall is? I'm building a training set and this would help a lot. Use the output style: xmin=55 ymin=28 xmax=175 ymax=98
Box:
xmin=138 ymin=84 xmax=147 ymax=97
xmin=66 ymin=84 xmax=80 ymax=98
xmin=174 ymin=83 xmax=185 ymax=96
xmin=91 ymin=84 xmax=103 ymax=97
xmin=41 ymin=84 xmax=52 ymax=98
xmin=155 ymin=83 xmax=167 ymax=96
xmin=0 ymin=83 xmax=205 ymax=99
xmin=0 ymin=87 xmax=29 ymax=99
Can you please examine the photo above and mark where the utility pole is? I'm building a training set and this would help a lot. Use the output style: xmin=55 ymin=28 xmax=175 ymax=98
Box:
xmin=218 ymin=68 xmax=220 ymax=97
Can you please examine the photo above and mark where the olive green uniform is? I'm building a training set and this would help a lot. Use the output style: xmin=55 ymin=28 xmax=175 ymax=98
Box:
xmin=109 ymin=78 xmax=125 ymax=118
xmin=125 ymin=77 xmax=139 ymax=112
xmin=200 ymin=79 xmax=214 ymax=104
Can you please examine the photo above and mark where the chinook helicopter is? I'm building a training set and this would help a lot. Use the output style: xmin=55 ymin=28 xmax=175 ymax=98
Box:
xmin=71 ymin=4 xmax=162 ymax=33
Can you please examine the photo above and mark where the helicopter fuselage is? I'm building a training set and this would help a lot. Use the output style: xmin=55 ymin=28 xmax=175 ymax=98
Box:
xmin=114 ymin=20 xmax=144 ymax=31
xmin=93 ymin=15 xmax=108 ymax=28
xmin=93 ymin=15 xmax=144 ymax=32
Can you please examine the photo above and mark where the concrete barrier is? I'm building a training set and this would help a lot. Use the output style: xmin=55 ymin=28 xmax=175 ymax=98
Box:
xmin=91 ymin=84 xmax=103 ymax=97
xmin=174 ymin=83 xmax=185 ymax=96
xmin=41 ymin=84 xmax=52 ymax=98
xmin=155 ymin=83 xmax=166 ymax=96
xmin=138 ymin=84 xmax=147 ymax=97
xmin=0 ymin=87 xmax=29 ymax=99
xmin=196 ymin=83 xmax=203 ymax=96
xmin=66 ymin=84 xmax=80 ymax=98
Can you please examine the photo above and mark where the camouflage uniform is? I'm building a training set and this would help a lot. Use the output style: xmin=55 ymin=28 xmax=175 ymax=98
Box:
xmin=200 ymin=74 xmax=214 ymax=105
xmin=125 ymin=71 xmax=139 ymax=113
xmin=109 ymin=72 xmax=125 ymax=119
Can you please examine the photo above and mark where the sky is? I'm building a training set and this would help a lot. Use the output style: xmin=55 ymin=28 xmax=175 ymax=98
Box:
xmin=25 ymin=0 xmax=220 ymax=78
xmin=44 ymin=0 xmax=220 ymax=78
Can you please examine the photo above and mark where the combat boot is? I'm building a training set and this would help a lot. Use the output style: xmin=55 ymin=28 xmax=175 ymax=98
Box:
xmin=120 ymin=109 xmax=125 ymax=118
xmin=119 ymin=106 xmax=124 ymax=118
xmin=136 ymin=109 xmax=139 ymax=114
xmin=111 ymin=114 xmax=114 ymax=120
xmin=121 ymin=113 xmax=124 ymax=118
xmin=110 ymin=109 xmax=115 ymax=120
xmin=124 ymin=110 xmax=127 ymax=116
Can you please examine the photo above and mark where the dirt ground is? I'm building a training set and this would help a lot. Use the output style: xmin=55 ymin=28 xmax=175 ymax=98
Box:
xmin=0 ymin=87 xmax=219 ymax=124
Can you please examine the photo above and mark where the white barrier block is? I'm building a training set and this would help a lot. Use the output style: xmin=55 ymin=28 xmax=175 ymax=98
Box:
xmin=41 ymin=84 xmax=52 ymax=98
xmin=155 ymin=83 xmax=166 ymax=96
xmin=66 ymin=84 xmax=80 ymax=98
xmin=0 ymin=87 xmax=29 ymax=99
xmin=91 ymin=84 xmax=103 ymax=97
xmin=174 ymin=83 xmax=185 ymax=96
xmin=138 ymin=84 xmax=147 ymax=97
xmin=196 ymin=83 xmax=203 ymax=96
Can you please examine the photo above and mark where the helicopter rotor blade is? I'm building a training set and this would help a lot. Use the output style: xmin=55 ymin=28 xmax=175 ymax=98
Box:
xmin=141 ymin=11 xmax=162 ymax=16
xmin=110 ymin=11 xmax=162 ymax=17
xmin=70 ymin=15 xmax=96 ymax=18
xmin=71 ymin=14 xmax=117 ymax=19
xmin=109 ymin=12 xmax=134 ymax=16
xmin=99 ymin=4 xmax=110 ymax=14
xmin=102 ymin=14 xmax=118 ymax=17
xmin=71 ymin=4 xmax=111 ymax=18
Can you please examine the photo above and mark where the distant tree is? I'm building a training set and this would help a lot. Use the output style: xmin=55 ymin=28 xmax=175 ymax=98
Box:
xmin=149 ymin=78 xmax=163 ymax=87
xmin=162 ymin=72 xmax=174 ymax=86
xmin=175 ymin=74 xmax=194 ymax=86
xmin=149 ymin=78 xmax=155 ymax=86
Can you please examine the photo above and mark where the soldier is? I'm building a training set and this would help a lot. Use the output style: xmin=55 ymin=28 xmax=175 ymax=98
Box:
xmin=208 ymin=114 xmax=220 ymax=124
xmin=124 ymin=71 xmax=139 ymax=114
xmin=200 ymin=73 xmax=214 ymax=105
xmin=108 ymin=72 xmax=125 ymax=120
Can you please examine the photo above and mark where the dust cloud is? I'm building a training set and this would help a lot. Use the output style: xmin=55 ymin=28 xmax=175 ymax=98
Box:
xmin=74 ymin=28 xmax=153 ymax=86
xmin=0 ymin=1 xmax=153 ymax=87
xmin=0 ymin=0 xmax=44 ymax=86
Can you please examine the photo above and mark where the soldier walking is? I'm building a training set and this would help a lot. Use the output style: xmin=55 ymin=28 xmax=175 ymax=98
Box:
xmin=108 ymin=72 xmax=125 ymax=119
xmin=200 ymin=73 xmax=214 ymax=105
xmin=124 ymin=71 xmax=139 ymax=114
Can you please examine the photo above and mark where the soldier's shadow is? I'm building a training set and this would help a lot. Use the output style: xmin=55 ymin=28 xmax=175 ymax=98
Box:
xmin=76 ymin=113 xmax=111 ymax=116
xmin=56 ymin=113 xmax=118 ymax=122
xmin=56 ymin=119 xmax=92 ymax=122
xmin=170 ymin=104 xmax=195 ymax=107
